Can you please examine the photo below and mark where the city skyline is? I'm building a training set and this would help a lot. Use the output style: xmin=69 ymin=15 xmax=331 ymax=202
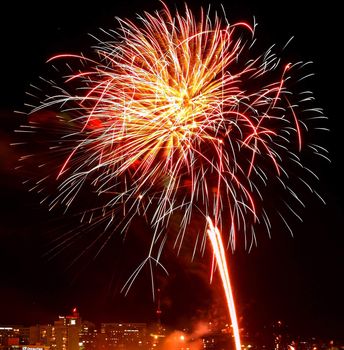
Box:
xmin=1 ymin=308 xmax=342 ymax=350
xmin=0 ymin=0 xmax=343 ymax=343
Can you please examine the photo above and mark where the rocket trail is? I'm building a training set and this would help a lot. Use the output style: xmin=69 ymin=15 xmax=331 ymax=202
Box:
xmin=207 ymin=217 xmax=241 ymax=350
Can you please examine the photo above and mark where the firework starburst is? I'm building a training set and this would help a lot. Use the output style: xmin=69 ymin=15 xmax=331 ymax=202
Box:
xmin=16 ymin=4 xmax=327 ymax=349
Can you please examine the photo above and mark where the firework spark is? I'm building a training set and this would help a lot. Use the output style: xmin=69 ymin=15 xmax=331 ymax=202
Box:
xmin=16 ymin=2 xmax=327 ymax=349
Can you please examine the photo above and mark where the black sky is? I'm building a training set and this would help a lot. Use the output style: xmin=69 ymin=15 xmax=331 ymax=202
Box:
xmin=0 ymin=0 xmax=343 ymax=341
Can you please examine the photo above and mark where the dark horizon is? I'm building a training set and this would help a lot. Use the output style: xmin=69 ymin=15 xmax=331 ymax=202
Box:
xmin=0 ymin=0 xmax=343 ymax=342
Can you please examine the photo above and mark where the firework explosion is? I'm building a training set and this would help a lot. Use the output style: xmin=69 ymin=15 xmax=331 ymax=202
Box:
xmin=16 ymin=3 xmax=327 ymax=350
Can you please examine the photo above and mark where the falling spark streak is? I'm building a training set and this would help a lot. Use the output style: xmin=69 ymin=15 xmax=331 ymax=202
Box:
xmin=207 ymin=217 xmax=241 ymax=350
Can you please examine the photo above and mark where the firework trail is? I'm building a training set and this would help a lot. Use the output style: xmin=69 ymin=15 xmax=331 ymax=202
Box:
xmin=16 ymin=3 xmax=327 ymax=350
xmin=207 ymin=217 xmax=241 ymax=350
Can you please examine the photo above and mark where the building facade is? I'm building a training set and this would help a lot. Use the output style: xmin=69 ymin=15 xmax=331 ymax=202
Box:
xmin=99 ymin=323 xmax=148 ymax=350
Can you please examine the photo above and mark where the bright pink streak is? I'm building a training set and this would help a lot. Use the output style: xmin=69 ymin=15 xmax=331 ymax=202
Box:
xmin=207 ymin=217 xmax=241 ymax=350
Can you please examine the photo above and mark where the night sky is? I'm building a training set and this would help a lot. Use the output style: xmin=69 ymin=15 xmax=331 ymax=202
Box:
xmin=0 ymin=0 xmax=343 ymax=341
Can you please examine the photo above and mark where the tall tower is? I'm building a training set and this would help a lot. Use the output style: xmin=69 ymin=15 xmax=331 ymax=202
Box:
xmin=156 ymin=289 xmax=162 ymax=325
xmin=156 ymin=288 xmax=162 ymax=333
xmin=53 ymin=308 xmax=81 ymax=350
xmin=151 ymin=288 xmax=166 ymax=348
xmin=67 ymin=308 xmax=81 ymax=350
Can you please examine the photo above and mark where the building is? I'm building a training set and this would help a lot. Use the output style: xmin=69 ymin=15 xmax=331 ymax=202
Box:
xmin=0 ymin=326 xmax=30 ymax=349
xmin=29 ymin=324 xmax=53 ymax=346
xmin=99 ymin=323 xmax=148 ymax=350
xmin=52 ymin=308 xmax=81 ymax=350
xmin=28 ymin=308 xmax=82 ymax=350
xmin=28 ymin=309 xmax=100 ymax=350
xmin=201 ymin=331 xmax=233 ymax=350
xmin=79 ymin=321 xmax=97 ymax=350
